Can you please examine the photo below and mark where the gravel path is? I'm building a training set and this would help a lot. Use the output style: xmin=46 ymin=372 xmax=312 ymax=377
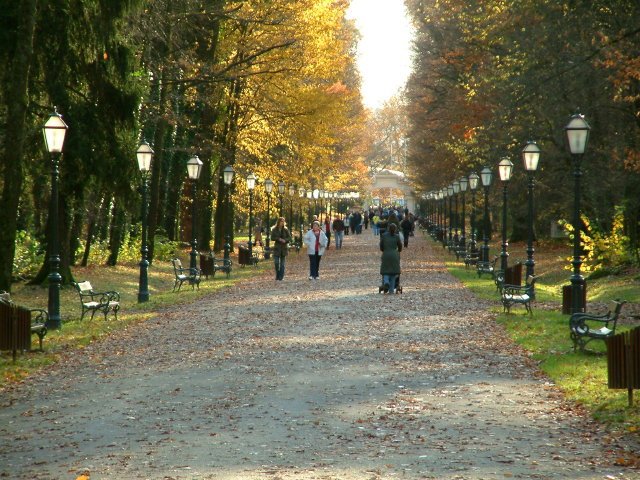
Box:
xmin=0 ymin=230 xmax=635 ymax=479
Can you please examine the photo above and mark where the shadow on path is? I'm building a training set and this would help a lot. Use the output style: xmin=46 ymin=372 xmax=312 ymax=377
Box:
xmin=0 ymin=229 xmax=629 ymax=479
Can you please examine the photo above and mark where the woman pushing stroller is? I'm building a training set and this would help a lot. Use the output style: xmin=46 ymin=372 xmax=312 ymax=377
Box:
xmin=380 ymin=222 xmax=402 ymax=294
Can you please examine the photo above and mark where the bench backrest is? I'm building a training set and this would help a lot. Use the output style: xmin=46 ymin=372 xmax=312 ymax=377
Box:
xmin=172 ymin=258 xmax=184 ymax=274
xmin=75 ymin=281 xmax=93 ymax=295
xmin=611 ymin=300 xmax=626 ymax=319
xmin=0 ymin=291 xmax=11 ymax=305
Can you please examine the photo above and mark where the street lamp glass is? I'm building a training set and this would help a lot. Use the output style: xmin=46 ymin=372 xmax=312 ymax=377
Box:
xmin=289 ymin=185 xmax=295 ymax=196
xmin=278 ymin=181 xmax=285 ymax=195
xmin=246 ymin=173 xmax=256 ymax=190
xmin=469 ymin=172 xmax=479 ymax=190
xmin=187 ymin=155 xmax=203 ymax=180
xmin=498 ymin=158 xmax=514 ymax=182
xmin=565 ymin=113 xmax=591 ymax=154
xmin=452 ymin=181 xmax=460 ymax=194
xmin=265 ymin=178 xmax=274 ymax=194
xmin=480 ymin=167 xmax=493 ymax=187
xmin=299 ymin=187 xmax=305 ymax=197
xmin=459 ymin=177 xmax=469 ymax=192
xmin=447 ymin=185 xmax=454 ymax=196
xmin=43 ymin=109 xmax=68 ymax=153
xmin=312 ymin=188 xmax=319 ymax=199
xmin=136 ymin=140 xmax=153 ymax=172
xmin=522 ymin=141 xmax=541 ymax=171
xmin=223 ymin=165 xmax=234 ymax=185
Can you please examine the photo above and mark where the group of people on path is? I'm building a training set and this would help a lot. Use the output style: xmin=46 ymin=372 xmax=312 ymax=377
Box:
xmin=268 ymin=216 xmax=330 ymax=281
xmin=265 ymin=207 xmax=415 ymax=294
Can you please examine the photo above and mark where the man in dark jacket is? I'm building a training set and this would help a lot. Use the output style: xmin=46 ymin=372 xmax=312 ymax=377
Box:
xmin=332 ymin=216 xmax=345 ymax=249
xmin=400 ymin=215 xmax=413 ymax=248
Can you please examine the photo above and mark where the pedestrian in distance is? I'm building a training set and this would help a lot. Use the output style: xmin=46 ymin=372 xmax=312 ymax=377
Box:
xmin=380 ymin=222 xmax=402 ymax=294
xmin=372 ymin=212 xmax=380 ymax=236
xmin=400 ymin=214 xmax=413 ymax=248
xmin=332 ymin=215 xmax=345 ymax=249
xmin=303 ymin=220 xmax=328 ymax=280
xmin=324 ymin=216 xmax=332 ymax=248
xmin=270 ymin=217 xmax=291 ymax=281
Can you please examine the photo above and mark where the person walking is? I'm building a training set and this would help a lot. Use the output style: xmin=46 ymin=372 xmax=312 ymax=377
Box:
xmin=380 ymin=222 xmax=402 ymax=294
xmin=270 ymin=217 xmax=291 ymax=281
xmin=372 ymin=212 xmax=380 ymax=235
xmin=303 ymin=220 xmax=328 ymax=280
xmin=400 ymin=214 xmax=413 ymax=248
xmin=324 ymin=217 xmax=332 ymax=248
xmin=332 ymin=215 xmax=345 ymax=249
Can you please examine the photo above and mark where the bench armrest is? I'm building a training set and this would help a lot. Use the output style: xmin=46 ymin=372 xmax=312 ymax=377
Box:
xmin=28 ymin=308 xmax=49 ymax=326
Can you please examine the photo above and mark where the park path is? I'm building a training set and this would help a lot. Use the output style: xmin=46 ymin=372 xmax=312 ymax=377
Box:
xmin=0 ymin=228 xmax=635 ymax=479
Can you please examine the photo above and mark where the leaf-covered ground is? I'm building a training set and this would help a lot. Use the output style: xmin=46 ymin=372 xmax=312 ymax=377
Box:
xmin=0 ymin=230 xmax=636 ymax=479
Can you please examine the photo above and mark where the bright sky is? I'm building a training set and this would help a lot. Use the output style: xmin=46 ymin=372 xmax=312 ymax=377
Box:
xmin=346 ymin=0 xmax=414 ymax=111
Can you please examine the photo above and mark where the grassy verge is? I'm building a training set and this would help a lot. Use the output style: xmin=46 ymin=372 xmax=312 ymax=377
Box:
xmin=439 ymin=239 xmax=640 ymax=434
xmin=1 ymin=247 xmax=268 ymax=387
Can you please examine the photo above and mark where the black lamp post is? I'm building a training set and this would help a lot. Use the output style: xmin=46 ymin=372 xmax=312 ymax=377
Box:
xmin=468 ymin=172 xmax=479 ymax=254
xmin=441 ymin=188 xmax=448 ymax=247
xmin=480 ymin=166 xmax=493 ymax=262
xmin=223 ymin=165 xmax=234 ymax=261
xmin=264 ymin=178 xmax=274 ymax=254
xmin=299 ymin=187 xmax=306 ymax=238
xmin=498 ymin=158 xmax=514 ymax=272
xmin=459 ymin=176 xmax=468 ymax=250
xmin=312 ymin=188 xmax=319 ymax=217
xmin=447 ymin=185 xmax=454 ymax=246
xmin=187 ymin=155 xmax=203 ymax=271
xmin=278 ymin=180 xmax=285 ymax=216
xmin=306 ymin=190 xmax=313 ymax=224
xmin=43 ymin=109 xmax=68 ymax=329
xmin=247 ymin=173 xmax=256 ymax=259
xmin=136 ymin=140 xmax=153 ymax=303
xmin=565 ymin=113 xmax=591 ymax=313
xmin=289 ymin=184 xmax=295 ymax=230
xmin=452 ymin=181 xmax=460 ymax=245
xmin=522 ymin=141 xmax=541 ymax=280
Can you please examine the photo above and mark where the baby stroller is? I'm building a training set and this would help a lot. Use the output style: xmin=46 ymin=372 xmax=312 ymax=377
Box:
xmin=378 ymin=274 xmax=403 ymax=294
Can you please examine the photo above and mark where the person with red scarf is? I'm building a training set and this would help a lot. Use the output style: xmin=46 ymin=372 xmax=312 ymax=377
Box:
xmin=303 ymin=221 xmax=328 ymax=280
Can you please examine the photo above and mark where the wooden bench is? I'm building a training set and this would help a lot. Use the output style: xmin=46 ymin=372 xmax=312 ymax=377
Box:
xmin=0 ymin=291 xmax=48 ymax=352
xmin=500 ymin=275 xmax=537 ymax=314
xmin=73 ymin=281 xmax=120 ymax=321
xmin=477 ymin=255 xmax=499 ymax=278
xmin=570 ymin=299 xmax=626 ymax=352
xmin=171 ymin=258 xmax=201 ymax=291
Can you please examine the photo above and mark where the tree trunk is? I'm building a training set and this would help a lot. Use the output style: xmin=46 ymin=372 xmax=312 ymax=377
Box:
xmin=107 ymin=204 xmax=126 ymax=266
xmin=0 ymin=0 xmax=37 ymax=292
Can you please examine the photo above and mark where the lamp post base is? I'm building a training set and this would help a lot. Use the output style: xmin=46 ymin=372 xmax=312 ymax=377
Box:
xmin=224 ymin=235 xmax=231 ymax=261
xmin=47 ymin=271 xmax=62 ymax=330
xmin=138 ymin=258 xmax=150 ymax=303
